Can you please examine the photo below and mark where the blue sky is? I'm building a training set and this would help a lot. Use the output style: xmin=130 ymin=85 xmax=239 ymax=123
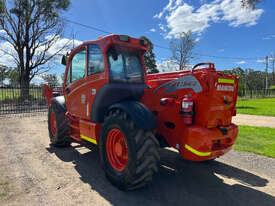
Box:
xmin=0 ymin=0 xmax=275 ymax=83
xmin=60 ymin=0 xmax=274 ymax=72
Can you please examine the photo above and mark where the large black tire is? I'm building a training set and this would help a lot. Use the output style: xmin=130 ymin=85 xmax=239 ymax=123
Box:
xmin=99 ymin=109 xmax=160 ymax=190
xmin=48 ymin=102 xmax=70 ymax=147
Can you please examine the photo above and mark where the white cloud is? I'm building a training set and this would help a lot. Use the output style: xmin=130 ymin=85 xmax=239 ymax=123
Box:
xmin=154 ymin=0 xmax=264 ymax=38
xmin=43 ymin=35 xmax=82 ymax=61
xmin=256 ymin=57 xmax=274 ymax=63
xmin=158 ymin=23 xmax=167 ymax=32
xmin=194 ymin=37 xmax=200 ymax=42
xmin=0 ymin=30 xmax=6 ymax=34
xmin=164 ymin=3 xmax=217 ymax=38
xmin=218 ymin=49 xmax=225 ymax=52
xmin=0 ymin=41 xmax=17 ymax=67
xmin=150 ymin=28 xmax=156 ymax=32
xmin=157 ymin=59 xmax=192 ymax=72
xmin=220 ymin=0 xmax=263 ymax=27
xmin=263 ymin=34 xmax=275 ymax=40
xmin=256 ymin=59 xmax=265 ymax=63
xmin=157 ymin=59 xmax=179 ymax=72
xmin=153 ymin=0 xmax=182 ymax=19
xmin=236 ymin=60 xmax=246 ymax=64
xmin=31 ymin=74 xmax=45 ymax=85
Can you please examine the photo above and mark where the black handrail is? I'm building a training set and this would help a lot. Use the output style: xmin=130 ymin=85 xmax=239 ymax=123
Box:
xmin=191 ymin=62 xmax=215 ymax=73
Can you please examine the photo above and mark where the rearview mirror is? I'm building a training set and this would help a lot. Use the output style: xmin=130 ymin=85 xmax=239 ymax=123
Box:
xmin=61 ymin=55 xmax=68 ymax=66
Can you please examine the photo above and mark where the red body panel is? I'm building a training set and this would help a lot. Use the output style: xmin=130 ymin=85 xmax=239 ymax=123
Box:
xmin=141 ymin=67 xmax=239 ymax=161
xmin=44 ymin=34 xmax=239 ymax=162
xmin=79 ymin=120 xmax=101 ymax=143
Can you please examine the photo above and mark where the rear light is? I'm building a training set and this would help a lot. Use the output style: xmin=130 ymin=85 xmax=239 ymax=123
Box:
xmin=118 ymin=35 xmax=129 ymax=42
xmin=182 ymin=101 xmax=193 ymax=109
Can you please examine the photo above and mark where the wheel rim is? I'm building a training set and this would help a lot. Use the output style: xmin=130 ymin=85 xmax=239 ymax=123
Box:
xmin=106 ymin=128 xmax=128 ymax=172
xmin=50 ymin=112 xmax=57 ymax=137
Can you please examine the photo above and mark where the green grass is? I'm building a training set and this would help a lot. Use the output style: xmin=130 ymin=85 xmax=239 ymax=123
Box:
xmin=0 ymin=88 xmax=44 ymax=102
xmin=233 ymin=125 xmax=275 ymax=158
xmin=236 ymin=98 xmax=275 ymax=116
xmin=0 ymin=88 xmax=21 ymax=101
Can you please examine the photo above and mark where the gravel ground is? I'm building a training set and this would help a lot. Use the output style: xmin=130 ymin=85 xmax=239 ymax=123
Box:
xmin=0 ymin=115 xmax=274 ymax=206
xmin=233 ymin=114 xmax=275 ymax=128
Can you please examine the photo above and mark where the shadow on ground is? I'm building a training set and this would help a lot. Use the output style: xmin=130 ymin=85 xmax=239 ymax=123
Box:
xmin=47 ymin=144 xmax=275 ymax=206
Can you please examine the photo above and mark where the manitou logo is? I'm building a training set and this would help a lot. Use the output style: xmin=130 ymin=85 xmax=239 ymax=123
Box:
xmin=217 ymin=84 xmax=234 ymax=92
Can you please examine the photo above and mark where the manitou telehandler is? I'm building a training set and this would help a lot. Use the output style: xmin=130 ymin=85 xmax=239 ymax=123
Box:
xmin=44 ymin=34 xmax=239 ymax=190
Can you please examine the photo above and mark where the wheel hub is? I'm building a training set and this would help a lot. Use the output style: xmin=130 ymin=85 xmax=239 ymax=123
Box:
xmin=106 ymin=128 xmax=128 ymax=172
xmin=115 ymin=142 xmax=123 ymax=157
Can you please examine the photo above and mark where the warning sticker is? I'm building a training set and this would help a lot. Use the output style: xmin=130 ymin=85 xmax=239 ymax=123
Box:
xmin=217 ymin=84 xmax=234 ymax=92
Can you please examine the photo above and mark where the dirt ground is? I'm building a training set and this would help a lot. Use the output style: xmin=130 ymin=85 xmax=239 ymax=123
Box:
xmin=0 ymin=115 xmax=274 ymax=206
xmin=232 ymin=114 xmax=275 ymax=128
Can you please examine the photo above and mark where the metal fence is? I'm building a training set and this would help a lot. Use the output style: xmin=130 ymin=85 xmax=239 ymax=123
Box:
xmin=1 ymin=86 xmax=275 ymax=116
xmin=238 ymin=89 xmax=275 ymax=99
xmin=0 ymin=86 xmax=47 ymax=116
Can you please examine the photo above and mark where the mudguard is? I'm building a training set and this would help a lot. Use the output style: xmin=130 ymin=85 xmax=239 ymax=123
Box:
xmin=108 ymin=101 xmax=157 ymax=131
xmin=90 ymin=83 xmax=147 ymax=123
xmin=51 ymin=96 xmax=66 ymax=113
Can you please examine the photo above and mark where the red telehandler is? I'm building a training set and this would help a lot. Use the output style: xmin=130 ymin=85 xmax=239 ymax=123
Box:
xmin=44 ymin=34 xmax=239 ymax=190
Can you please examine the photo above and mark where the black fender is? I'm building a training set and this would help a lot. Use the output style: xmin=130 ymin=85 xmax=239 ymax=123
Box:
xmin=108 ymin=101 xmax=157 ymax=131
xmin=51 ymin=96 xmax=66 ymax=113
xmin=91 ymin=83 xmax=148 ymax=123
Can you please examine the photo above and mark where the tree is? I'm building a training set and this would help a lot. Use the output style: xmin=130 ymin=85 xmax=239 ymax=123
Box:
xmin=0 ymin=0 xmax=70 ymax=98
xmin=140 ymin=36 xmax=158 ymax=74
xmin=0 ymin=64 xmax=9 ymax=86
xmin=42 ymin=73 xmax=59 ymax=87
xmin=224 ymin=67 xmax=269 ymax=97
xmin=7 ymin=68 xmax=20 ymax=86
xmin=169 ymin=31 xmax=196 ymax=70
xmin=241 ymin=0 xmax=261 ymax=9
xmin=246 ymin=69 xmax=265 ymax=90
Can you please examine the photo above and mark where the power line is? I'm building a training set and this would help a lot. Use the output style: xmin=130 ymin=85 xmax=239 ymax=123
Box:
xmin=62 ymin=18 xmax=112 ymax=35
xmin=193 ymin=53 xmax=261 ymax=60
xmin=154 ymin=44 xmax=170 ymax=50
xmin=62 ymin=18 xmax=264 ymax=61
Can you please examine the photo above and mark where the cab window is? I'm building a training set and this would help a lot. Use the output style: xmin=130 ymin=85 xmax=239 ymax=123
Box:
xmin=71 ymin=49 xmax=86 ymax=82
xmin=107 ymin=47 xmax=144 ymax=83
xmin=108 ymin=53 xmax=124 ymax=81
xmin=88 ymin=44 xmax=104 ymax=75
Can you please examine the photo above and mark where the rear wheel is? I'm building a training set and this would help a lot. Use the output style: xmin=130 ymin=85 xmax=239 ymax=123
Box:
xmin=48 ymin=103 xmax=70 ymax=147
xmin=99 ymin=109 xmax=160 ymax=190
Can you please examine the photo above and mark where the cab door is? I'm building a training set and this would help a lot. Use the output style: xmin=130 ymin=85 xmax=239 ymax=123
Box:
xmin=83 ymin=44 xmax=108 ymax=120
xmin=65 ymin=47 xmax=88 ymax=119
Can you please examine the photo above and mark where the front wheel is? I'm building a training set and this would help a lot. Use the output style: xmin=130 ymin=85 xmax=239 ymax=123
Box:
xmin=99 ymin=109 xmax=160 ymax=190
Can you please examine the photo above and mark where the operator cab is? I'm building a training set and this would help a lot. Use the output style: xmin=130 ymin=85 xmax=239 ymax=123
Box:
xmin=62 ymin=35 xmax=149 ymax=120
xmin=62 ymin=34 xmax=149 ymax=87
